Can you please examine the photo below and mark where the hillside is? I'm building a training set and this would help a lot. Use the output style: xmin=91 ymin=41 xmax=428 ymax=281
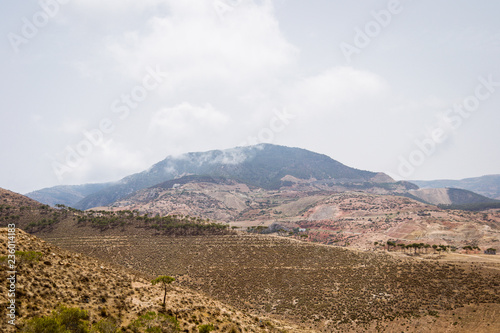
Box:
xmin=408 ymin=187 xmax=500 ymax=206
xmin=1 ymin=188 xmax=43 ymax=209
xmin=2 ymin=189 xmax=500 ymax=332
xmin=95 ymin=178 xmax=500 ymax=251
xmin=412 ymin=175 xmax=500 ymax=200
xmin=3 ymin=186 xmax=500 ymax=252
xmin=35 ymin=233 xmax=500 ymax=332
xmin=102 ymin=175 xmax=412 ymax=221
xmin=28 ymin=144 xmax=394 ymax=210
xmin=0 ymin=229 xmax=302 ymax=332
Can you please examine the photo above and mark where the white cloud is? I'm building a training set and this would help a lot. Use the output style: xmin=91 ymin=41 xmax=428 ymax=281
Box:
xmin=105 ymin=0 xmax=298 ymax=87
xmin=147 ymin=103 xmax=229 ymax=154
xmin=57 ymin=140 xmax=150 ymax=185
xmin=285 ymin=66 xmax=390 ymax=116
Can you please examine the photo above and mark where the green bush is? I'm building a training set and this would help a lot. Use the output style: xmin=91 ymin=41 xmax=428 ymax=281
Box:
xmin=16 ymin=251 xmax=43 ymax=263
xmin=198 ymin=324 xmax=215 ymax=333
xmin=22 ymin=306 xmax=90 ymax=333
xmin=22 ymin=317 xmax=67 ymax=333
xmin=91 ymin=319 xmax=119 ymax=333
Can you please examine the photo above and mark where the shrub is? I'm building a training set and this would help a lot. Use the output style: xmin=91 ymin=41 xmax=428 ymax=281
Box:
xmin=91 ymin=318 xmax=119 ymax=333
xmin=22 ymin=317 xmax=67 ymax=333
xmin=16 ymin=251 xmax=43 ymax=263
xmin=22 ymin=306 xmax=90 ymax=333
xmin=198 ymin=324 xmax=215 ymax=333
xmin=55 ymin=306 xmax=90 ymax=333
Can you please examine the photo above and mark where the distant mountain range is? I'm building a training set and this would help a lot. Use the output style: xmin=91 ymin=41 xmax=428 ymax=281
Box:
xmin=25 ymin=183 xmax=112 ymax=207
xmin=411 ymin=175 xmax=500 ymax=200
xmin=27 ymin=144 xmax=406 ymax=210
xmin=25 ymin=144 xmax=500 ymax=211
xmin=407 ymin=188 xmax=500 ymax=208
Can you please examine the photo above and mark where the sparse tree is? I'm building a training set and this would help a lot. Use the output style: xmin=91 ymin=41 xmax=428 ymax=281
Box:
xmin=152 ymin=275 xmax=175 ymax=306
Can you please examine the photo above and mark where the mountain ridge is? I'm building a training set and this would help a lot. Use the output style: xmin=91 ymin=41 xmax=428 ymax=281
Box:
xmin=408 ymin=187 xmax=500 ymax=206
xmin=411 ymin=175 xmax=500 ymax=200
xmin=29 ymin=144 xmax=394 ymax=210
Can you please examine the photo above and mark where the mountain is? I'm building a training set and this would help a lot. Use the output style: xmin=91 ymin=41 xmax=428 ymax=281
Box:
xmin=25 ymin=183 xmax=113 ymax=207
xmin=411 ymin=175 xmax=500 ymax=200
xmin=408 ymin=187 xmax=500 ymax=206
xmin=72 ymin=144 xmax=394 ymax=210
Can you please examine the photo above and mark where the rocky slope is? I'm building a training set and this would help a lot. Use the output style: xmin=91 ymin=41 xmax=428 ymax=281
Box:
xmin=93 ymin=178 xmax=500 ymax=251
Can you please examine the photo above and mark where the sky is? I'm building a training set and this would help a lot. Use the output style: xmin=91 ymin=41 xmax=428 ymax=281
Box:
xmin=1 ymin=0 xmax=500 ymax=194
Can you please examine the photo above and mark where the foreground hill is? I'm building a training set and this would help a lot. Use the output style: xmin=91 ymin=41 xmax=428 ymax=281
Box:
xmin=27 ymin=144 xmax=399 ymax=210
xmin=412 ymin=175 xmax=500 ymax=200
xmin=37 ymin=232 xmax=500 ymax=332
xmin=0 ymin=228 xmax=303 ymax=332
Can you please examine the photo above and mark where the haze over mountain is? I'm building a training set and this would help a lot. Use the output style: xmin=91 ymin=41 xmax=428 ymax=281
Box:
xmin=27 ymin=144 xmax=401 ymax=210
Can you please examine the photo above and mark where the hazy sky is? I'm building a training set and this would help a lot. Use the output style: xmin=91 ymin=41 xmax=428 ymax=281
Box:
xmin=1 ymin=0 xmax=500 ymax=193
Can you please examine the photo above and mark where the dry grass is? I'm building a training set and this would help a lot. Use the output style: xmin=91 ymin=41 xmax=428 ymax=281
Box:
xmin=44 ymin=232 xmax=500 ymax=332
xmin=0 ymin=229 xmax=305 ymax=332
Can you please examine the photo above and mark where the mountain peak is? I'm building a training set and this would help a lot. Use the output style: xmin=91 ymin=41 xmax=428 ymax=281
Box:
xmin=28 ymin=144 xmax=394 ymax=210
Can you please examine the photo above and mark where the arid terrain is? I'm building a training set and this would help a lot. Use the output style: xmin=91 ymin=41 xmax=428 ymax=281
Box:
xmin=95 ymin=181 xmax=500 ymax=251
xmin=38 ymin=231 xmax=499 ymax=332
xmin=1 ymin=188 xmax=500 ymax=332
xmin=0 ymin=228 xmax=304 ymax=332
